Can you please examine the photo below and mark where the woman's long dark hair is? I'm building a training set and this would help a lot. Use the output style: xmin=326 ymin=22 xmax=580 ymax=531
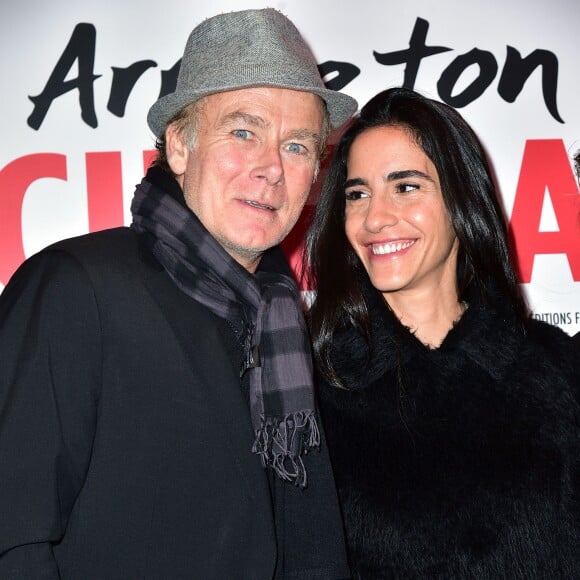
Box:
xmin=306 ymin=87 xmax=528 ymax=385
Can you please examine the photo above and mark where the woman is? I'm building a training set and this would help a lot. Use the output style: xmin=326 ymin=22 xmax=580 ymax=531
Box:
xmin=306 ymin=87 xmax=579 ymax=579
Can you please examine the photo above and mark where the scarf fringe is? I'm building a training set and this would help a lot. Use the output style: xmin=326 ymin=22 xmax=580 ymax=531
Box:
xmin=252 ymin=411 xmax=320 ymax=488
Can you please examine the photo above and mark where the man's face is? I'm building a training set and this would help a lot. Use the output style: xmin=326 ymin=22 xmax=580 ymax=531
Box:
xmin=167 ymin=87 xmax=324 ymax=272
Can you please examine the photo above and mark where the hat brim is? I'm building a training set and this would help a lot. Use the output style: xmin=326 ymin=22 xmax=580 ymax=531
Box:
xmin=147 ymin=83 xmax=358 ymax=138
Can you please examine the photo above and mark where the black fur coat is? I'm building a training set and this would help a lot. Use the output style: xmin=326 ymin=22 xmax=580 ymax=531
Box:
xmin=318 ymin=284 xmax=580 ymax=579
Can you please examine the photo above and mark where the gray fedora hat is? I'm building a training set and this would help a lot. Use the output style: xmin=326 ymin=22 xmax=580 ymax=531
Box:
xmin=147 ymin=8 xmax=358 ymax=137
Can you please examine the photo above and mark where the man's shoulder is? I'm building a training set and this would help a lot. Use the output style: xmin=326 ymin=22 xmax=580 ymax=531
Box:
xmin=26 ymin=227 xmax=156 ymax=290
xmin=43 ymin=227 xmax=151 ymax=273
xmin=47 ymin=227 xmax=138 ymax=258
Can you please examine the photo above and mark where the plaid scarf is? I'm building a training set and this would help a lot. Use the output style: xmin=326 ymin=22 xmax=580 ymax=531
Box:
xmin=130 ymin=173 xmax=319 ymax=487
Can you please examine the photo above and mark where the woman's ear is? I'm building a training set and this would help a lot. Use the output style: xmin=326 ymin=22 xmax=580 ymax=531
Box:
xmin=165 ymin=123 xmax=189 ymax=179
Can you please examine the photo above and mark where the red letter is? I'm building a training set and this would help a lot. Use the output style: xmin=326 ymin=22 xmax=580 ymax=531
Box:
xmin=86 ymin=152 xmax=124 ymax=232
xmin=509 ymin=139 xmax=580 ymax=283
xmin=143 ymin=149 xmax=157 ymax=172
xmin=0 ymin=154 xmax=67 ymax=286
xmin=281 ymin=205 xmax=315 ymax=290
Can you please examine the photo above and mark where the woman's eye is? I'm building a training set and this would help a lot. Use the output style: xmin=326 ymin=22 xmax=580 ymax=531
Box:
xmin=233 ymin=129 xmax=252 ymax=140
xmin=396 ymin=183 xmax=418 ymax=193
xmin=345 ymin=190 xmax=368 ymax=201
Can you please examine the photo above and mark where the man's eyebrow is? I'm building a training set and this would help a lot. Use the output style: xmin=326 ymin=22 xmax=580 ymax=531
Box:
xmin=220 ymin=112 xmax=320 ymax=144
xmin=286 ymin=129 xmax=321 ymax=145
xmin=220 ymin=111 xmax=268 ymax=129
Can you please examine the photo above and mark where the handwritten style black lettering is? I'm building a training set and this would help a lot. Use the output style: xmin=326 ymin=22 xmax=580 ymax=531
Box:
xmin=26 ymin=18 xmax=564 ymax=130
xmin=28 ymin=23 xmax=101 ymax=129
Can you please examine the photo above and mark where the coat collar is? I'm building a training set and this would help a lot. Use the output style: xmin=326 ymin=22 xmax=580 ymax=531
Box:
xmin=139 ymin=247 xmax=275 ymax=511
xmin=329 ymin=275 xmax=523 ymax=390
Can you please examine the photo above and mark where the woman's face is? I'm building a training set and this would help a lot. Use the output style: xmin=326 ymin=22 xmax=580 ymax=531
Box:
xmin=344 ymin=125 xmax=459 ymax=300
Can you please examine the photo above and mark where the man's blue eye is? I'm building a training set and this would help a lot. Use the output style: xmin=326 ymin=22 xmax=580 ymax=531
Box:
xmin=287 ymin=143 xmax=306 ymax=154
xmin=233 ymin=129 xmax=251 ymax=139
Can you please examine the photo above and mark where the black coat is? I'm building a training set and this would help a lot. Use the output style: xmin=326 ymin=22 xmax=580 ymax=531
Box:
xmin=0 ymin=227 xmax=349 ymax=579
xmin=318 ymin=284 xmax=580 ymax=579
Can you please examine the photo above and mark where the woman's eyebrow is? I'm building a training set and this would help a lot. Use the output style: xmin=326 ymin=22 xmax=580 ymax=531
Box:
xmin=385 ymin=169 xmax=434 ymax=182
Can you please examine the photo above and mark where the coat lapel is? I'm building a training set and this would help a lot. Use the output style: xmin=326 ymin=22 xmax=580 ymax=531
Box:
xmin=142 ymin=266 xmax=273 ymax=505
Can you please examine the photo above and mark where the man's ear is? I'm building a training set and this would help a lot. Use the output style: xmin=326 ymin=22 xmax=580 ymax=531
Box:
xmin=165 ymin=123 xmax=189 ymax=177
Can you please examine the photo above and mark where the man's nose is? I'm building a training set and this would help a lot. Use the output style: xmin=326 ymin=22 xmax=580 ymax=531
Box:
xmin=250 ymin=144 xmax=284 ymax=186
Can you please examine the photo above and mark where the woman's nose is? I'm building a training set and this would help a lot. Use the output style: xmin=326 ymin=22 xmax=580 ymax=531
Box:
xmin=363 ymin=196 xmax=398 ymax=232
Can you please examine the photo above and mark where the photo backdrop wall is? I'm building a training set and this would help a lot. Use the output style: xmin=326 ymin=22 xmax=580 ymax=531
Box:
xmin=2 ymin=0 xmax=579 ymax=335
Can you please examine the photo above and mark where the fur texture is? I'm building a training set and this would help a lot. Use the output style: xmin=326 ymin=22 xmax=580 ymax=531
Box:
xmin=318 ymin=284 xmax=580 ymax=579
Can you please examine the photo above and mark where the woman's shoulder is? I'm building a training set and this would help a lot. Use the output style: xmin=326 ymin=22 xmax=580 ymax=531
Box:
xmin=516 ymin=318 xmax=579 ymax=404
xmin=525 ymin=317 xmax=578 ymax=363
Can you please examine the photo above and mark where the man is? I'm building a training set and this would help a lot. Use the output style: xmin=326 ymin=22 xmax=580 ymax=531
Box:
xmin=0 ymin=8 xmax=357 ymax=579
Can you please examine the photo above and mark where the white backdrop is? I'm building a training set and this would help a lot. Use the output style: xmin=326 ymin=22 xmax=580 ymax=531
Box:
xmin=2 ymin=0 xmax=579 ymax=334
